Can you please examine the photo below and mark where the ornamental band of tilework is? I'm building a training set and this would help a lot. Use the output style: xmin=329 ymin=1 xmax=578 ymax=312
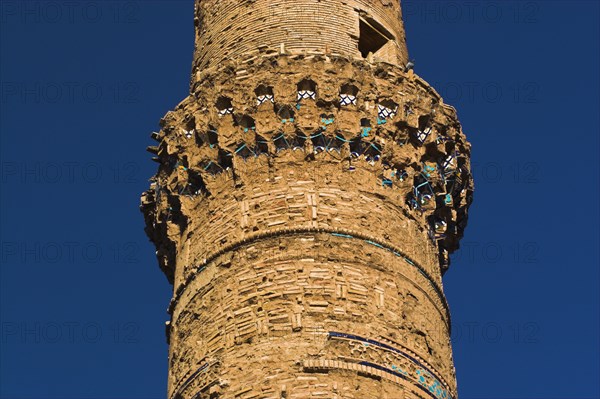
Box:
xmin=141 ymin=1 xmax=474 ymax=398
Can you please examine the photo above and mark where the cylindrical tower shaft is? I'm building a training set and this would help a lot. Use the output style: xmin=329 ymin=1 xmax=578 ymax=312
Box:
xmin=191 ymin=0 xmax=409 ymax=75
xmin=141 ymin=1 xmax=473 ymax=398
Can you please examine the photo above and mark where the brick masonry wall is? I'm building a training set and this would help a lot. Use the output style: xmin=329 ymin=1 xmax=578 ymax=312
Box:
xmin=168 ymin=236 xmax=456 ymax=398
xmin=191 ymin=0 xmax=409 ymax=76
xmin=141 ymin=2 xmax=473 ymax=398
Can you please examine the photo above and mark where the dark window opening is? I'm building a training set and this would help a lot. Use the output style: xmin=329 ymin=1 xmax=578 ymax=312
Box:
xmin=291 ymin=132 xmax=307 ymax=151
xmin=358 ymin=17 xmax=394 ymax=58
xmin=274 ymin=133 xmax=290 ymax=152
xmin=364 ymin=142 xmax=382 ymax=162
xmin=350 ymin=136 xmax=363 ymax=158
xmin=255 ymin=134 xmax=269 ymax=155
xmin=340 ymin=84 xmax=359 ymax=106
xmin=218 ymin=149 xmax=233 ymax=170
xmin=237 ymin=115 xmax=256 ymax=131
xmin=330 ymin=133 xmax=347 ymax=153
xmin=277 ymin=105 xmax=295 ymax=121
xmin=378 ymin=100 xmax=398 ymax=120
xmin=418 ymin=115 xmax=431 ymax=131
xmin=444 ymin=141 xmax=456 ymax=154
xmin=183 ymin=117 xmax=195 ymax=139
xmin=311 ymin=131 xmax=327 ymax=154
xmin=255 ymin=85 xmax=274 ymax=105
xmin=412 ymin=174 xmax=435 ymax=209
xmin=194 ymin=134 xmax=204 ymax=147
xmin=234 ymin=142 xmax=254 ymax=159
xmin=216 ymin=96 xmax=233 ymax=115
xmin=297 ymin=79 xmax=317 ymax=101
xmin=186 ymin=169 xmax=209 ymax=196
xmin=207 ymin=127 xmax=218 ymax=147
xmin=202 ymin=160 xmax=222 ymax=175
xmin=341 ymin=84 xmax=359 ymax=96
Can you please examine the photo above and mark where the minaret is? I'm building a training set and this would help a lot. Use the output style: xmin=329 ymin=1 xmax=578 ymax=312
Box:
xmin=141 ymin=1 xmax=473 ymax=398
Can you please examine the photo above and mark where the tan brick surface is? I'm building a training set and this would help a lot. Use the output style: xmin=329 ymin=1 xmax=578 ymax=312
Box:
xmin=141 ymin=2 xmax=473 ymax=398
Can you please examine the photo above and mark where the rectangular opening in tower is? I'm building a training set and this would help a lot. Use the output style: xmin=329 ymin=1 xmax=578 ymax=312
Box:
xmin=358 ymin=17 xmax=394 ymax=58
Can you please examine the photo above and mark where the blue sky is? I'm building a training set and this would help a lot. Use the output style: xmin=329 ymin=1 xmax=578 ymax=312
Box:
xmin=1 ymin=1 xmax=598 ymax=398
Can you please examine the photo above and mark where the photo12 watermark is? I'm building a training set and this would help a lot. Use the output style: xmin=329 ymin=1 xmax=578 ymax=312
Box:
xmin=470 ymin=161 xmax=541 ymax=184
xmin=452 ymin=241 xmax=540 ymax=265
xmin=1 ymin=81 xmax=141 ymax=104
xmin=1 ymin=241 xmax=141 ymax=265
xmin=403 ymin=1 xmax=540 ymax=25
xmin=1 ymin=161 xmax=141 ymax=184
xmin=0 ymin=1 xmax=141 ymax=25
xmin=431 ymin=81 xmax=541 ymax=105
xmin=1 ymin=321 xmax=142 ymax=344
xmin=450 ymin=321 xmax=540 ymax=344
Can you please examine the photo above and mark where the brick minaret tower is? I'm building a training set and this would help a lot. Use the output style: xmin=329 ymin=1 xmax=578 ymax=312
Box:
xmin=141 ymin=1 xmax=473 ymax=398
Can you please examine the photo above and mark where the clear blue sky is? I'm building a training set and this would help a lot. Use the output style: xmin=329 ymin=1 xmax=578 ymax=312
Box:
xmin=1 ymin=1 xmax=598 ymax=398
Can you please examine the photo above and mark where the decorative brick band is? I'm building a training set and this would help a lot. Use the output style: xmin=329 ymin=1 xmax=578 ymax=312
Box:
xmin=142 ymin=52 xmax=474 ymax=283
xmin=168 ymin=226 xmax=451 ymax=329
xmin=172 ymin=361 xmax=212 ymax=399
xmin=328 ymin=331 xmax=455 ymax=399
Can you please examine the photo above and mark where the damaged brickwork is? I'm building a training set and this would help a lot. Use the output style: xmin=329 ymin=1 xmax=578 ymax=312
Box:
xmin=141 ymin=1 xmax=473 ymax=398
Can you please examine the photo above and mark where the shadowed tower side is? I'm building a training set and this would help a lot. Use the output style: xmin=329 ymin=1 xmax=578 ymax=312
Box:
xmin=141 ymin=1 xmax=473 ymax=398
